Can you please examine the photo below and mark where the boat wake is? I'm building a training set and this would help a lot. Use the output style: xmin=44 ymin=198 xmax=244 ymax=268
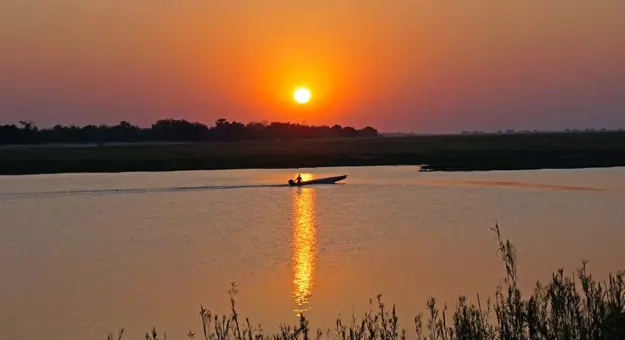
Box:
xmin=0 ymin=183 xmax=289 ymax=199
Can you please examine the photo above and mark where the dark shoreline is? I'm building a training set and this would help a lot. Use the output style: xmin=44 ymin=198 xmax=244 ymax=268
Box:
xmin=1 ymin=132 xmax=625 ymax=175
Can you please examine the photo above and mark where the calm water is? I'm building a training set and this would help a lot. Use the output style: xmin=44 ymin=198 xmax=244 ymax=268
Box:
xmin=1 ymin=166 xmax=625 ymax=340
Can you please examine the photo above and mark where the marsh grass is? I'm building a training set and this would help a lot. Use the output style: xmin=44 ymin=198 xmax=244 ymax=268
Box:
xmin=110 ymin=224 xmax=625 ymax=339
xmin=4 ymin=131 xmax=625 ymax=175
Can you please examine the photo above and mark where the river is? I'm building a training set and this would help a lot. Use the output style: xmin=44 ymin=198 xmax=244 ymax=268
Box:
xmin=1 ymin=166 xmax=624 ymax=339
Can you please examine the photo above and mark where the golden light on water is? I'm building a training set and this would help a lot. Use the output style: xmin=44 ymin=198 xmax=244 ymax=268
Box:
xmin=291 ymin=187 xmax=317 ymax=315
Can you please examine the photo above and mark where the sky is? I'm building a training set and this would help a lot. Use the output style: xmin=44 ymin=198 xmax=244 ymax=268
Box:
xmin=1 ymin=0 xmax=625 ymax=133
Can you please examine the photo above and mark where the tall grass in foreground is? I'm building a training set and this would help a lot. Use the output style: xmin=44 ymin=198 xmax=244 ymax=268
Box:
xmin=108 ymin=224 xmax=625 ymax=340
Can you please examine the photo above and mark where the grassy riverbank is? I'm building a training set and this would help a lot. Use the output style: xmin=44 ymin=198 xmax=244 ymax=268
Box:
xmin=109 ymin=225 xmax=625 ymax=340
xmin=2 ymin=131 xmax=625 ymax=175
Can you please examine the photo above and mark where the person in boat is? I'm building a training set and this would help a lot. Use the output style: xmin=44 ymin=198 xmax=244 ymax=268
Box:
xmin=295 ymin=174 xmax=302 ymax=183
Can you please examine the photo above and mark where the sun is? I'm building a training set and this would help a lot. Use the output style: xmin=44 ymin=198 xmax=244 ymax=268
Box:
xmin=294 ymin=88 xmax=311 ymax=104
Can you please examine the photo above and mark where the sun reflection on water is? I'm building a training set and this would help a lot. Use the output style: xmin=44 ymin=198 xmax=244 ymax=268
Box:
xmin=291 ymin=187 xmax=317 ymax=316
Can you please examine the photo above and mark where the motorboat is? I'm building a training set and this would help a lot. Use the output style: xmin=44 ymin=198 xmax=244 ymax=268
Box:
xmin=288 ymin=175 xmax=347 ymax=187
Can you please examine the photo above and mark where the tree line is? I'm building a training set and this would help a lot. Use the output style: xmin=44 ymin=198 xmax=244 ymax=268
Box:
xmin=0 ymin=119 xmax=379 ymax=145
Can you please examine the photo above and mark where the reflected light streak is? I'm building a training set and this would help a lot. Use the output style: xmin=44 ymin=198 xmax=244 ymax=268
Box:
xmin=291 ymin=187 xmax=317 ymax=316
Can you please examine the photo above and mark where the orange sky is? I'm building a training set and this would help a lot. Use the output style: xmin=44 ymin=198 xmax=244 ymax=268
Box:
xmin=2 ymin=0 xmax=625 ymax=132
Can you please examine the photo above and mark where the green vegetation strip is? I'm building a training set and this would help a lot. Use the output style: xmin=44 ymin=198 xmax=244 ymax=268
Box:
xmin=2 ymin=132 xmax=625 ymax=175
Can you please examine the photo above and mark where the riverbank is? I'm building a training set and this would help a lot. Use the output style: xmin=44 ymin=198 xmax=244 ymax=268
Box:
xmin=1 ymin=131 xmax=625 ymax=175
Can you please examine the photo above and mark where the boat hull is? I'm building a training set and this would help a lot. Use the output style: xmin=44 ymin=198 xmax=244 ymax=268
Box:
xmin=288 ymin=175 xmax=347 ymax=186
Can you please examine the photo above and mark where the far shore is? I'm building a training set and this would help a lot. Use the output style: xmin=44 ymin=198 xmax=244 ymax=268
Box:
xmin=1 ymin=131 xmax=625 ymax=175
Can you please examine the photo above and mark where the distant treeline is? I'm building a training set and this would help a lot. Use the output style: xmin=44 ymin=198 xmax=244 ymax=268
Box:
xmin=0 ymin=119 xmax=379 ymax=144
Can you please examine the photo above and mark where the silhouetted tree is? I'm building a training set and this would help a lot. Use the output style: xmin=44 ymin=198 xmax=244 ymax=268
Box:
xmin=359 ymin=126 xmax=378 ymax=137
xmin=0 ymin=118 xmax=380 ymax=145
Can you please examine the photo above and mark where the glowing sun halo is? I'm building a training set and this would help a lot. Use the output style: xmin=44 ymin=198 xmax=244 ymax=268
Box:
xmin=294 ymin=88 xmax=311 ymax=104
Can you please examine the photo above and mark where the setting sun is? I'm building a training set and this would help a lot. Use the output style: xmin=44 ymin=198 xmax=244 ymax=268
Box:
xmin=294 ymin=88 xmax=311 ymax=104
